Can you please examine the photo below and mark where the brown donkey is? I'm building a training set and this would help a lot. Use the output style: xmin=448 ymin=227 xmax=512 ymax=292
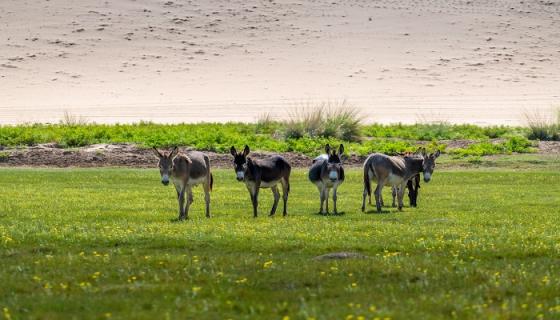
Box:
xmin=308 ymin=144 xmax=345 ymax=215
xmin=230 ymin=145 xmax=291 ymax=217
xmin=362 ymin=149 xmax=440 ymax=212
xmin=153 ymin=147 xmax=213 ymax=220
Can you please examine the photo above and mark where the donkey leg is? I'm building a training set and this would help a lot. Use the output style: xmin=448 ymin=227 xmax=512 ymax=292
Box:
xmin=178 ymin=188 xmax=186 ymax=220
xmin=204 ymin=183 xmax=211 ymax=218
xmin=321 ymin=187 xmax=327 ymax=215
xmin=391 ymin=186 xmax=397 ymax=207
xmin=317 ymin=184 xmax=324 ymax=214
xmin=251 ymin=187 xmax=260 ymax=218
xmin=361 ymin=184 xmax=368 ymax=212
xmin=270 ymin=185 xmax=280 ymax=216
xmin=184 ymin=186 xmax=193 ymax=219
xmin=407 ymin=179 xmax=415 ymax=207
xmin=397 ymin=183 xmax=405 ymax=211
xmin=332 ymin=185 xmax=339 ymax=214
xmin=374 ymin=183 xmax=383 ymax=213
xmin=281 ymin=178 xmax=289 ymax=216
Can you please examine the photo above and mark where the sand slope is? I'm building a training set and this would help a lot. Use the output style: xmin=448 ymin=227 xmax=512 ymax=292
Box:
xmin=1 ymin=0 xmax=559 ymax=124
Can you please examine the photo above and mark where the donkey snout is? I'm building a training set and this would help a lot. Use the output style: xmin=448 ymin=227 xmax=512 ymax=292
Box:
xmin=161 ymin=175 xmax=170 ymax=185
xmin=423 ymin=173 xmax=431 ymax=183
xmin=236 ymin=171 xmax=245 ymax=181
xmin=329 ymin=171 xmax=338 ymax=181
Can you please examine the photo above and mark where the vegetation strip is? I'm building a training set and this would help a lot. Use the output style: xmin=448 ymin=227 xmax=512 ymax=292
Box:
xmin=0 ymin=122 xmax=542 ymax=157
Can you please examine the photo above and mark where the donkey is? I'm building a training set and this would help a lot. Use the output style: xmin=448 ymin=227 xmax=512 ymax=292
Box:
xmin=308 ymin=144 xmax=345 ymax=215
xmin=153 ymin=147 xmax=213 ymax=220
xmin=361 ymin=149 xmax=440 ymax=212
xmin=366 ymin=152 xmax=422 ymax=208
xmin=230 ymin=145 xmax=291 ymax=217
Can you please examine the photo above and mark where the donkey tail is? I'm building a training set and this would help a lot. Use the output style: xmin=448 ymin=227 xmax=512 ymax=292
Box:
xmin=363 ymin=163 xmax=372 ymax=197
xmin=209 ymin=173 xmax=214 ymax=191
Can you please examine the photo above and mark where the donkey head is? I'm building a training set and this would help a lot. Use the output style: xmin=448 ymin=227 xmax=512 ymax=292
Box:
xmin=324 ymin=144 xmax=344 ymax=182
xmin=230 ymin=145 xmax=250 ymax=181
xmin=421 ymin=148 xmax=440 ymax=183
xmin=153 ymin=147 xmax=179 ymax=186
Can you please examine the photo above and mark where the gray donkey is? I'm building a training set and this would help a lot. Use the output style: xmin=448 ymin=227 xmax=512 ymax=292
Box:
xmin=308 ymin=144 xmax=345 ymax=215
xmin=230 ymin=145 xmax=291 ymax=217
xmin=362 ymin=149 xmax=440 ymax=213
xmin=153 ymin=147 xmax=213 ymax=220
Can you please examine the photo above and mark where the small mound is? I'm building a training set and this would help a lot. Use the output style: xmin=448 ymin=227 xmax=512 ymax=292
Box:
xmin=313 ymin=252 xmax=369 ymax=260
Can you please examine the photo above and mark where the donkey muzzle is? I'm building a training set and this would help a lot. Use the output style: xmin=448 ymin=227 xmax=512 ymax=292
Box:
xmin=161 ymin=175 xmax=170 ymax=185
xmin=329 ymin=171 xmax=338 ymax=182
xmin=423 ymin=172 xmax=431 ymax=183
xmin=236 ymin=171 xmax=244 ymax=181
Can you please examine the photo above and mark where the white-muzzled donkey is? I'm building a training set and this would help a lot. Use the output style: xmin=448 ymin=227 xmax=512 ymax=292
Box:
xmin=153 ymin=147 xmax=213 ymax=220
xmin=230 ymin=145 xmax=291 ymax=217
xmin=308 ymin=144 xmax=345 ymax=215
xmin=361 ymin=149 xmax=440 ymax=213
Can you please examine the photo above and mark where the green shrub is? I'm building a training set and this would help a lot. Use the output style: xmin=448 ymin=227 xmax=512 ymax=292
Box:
xmin=362 ymin=123 xmax=525 ymax=141
xmin=450 ymin=136 xmax=534 ymax=157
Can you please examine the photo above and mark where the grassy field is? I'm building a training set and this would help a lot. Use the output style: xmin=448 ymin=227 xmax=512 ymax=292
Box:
xmin=1 ymin=168 xmax=559 ymax=319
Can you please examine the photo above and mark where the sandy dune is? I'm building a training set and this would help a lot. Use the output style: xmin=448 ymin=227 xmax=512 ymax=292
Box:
xmin=1 ymin=0 xmax=559 ymax=125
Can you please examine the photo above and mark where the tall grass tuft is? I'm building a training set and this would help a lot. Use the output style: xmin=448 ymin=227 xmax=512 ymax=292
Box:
xmin=524 ymin=108 xmax=559 ymax=141
xmin=61 ymin=110 xmax=89 ymax=126
xmin=284 ymin=101 xmax=362 ymax=141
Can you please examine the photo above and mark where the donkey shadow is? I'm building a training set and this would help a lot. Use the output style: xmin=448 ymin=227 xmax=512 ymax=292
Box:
xmin=315 ymin=211 xmax=346 ymax=216
xmin=363 ymin=209 xmax=393 ymax=214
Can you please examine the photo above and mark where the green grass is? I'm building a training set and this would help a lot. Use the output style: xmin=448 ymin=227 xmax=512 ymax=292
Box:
xmin=0 ymin=122 xmax=535 ymax=156
xmin=1 ymin=168 xmax=559 ymax=319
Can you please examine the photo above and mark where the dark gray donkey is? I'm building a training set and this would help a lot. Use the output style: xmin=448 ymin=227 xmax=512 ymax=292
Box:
xmin=308 ymin=144 xmax=345 ymax=215
xmin=230 ymin=145 xmax=291 ymax=217
xmin=153 ymin=147 xmax=213 ymax=220
xmin=361 ymin=149 xmax=440 ymax=212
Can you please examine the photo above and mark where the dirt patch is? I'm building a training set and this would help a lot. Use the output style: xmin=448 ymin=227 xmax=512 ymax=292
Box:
xmin=0 ymin=142 xmax=558 ymax=168
xmin=0 ymin=144 xmax=367 ymax=168
xmin=537 ymin=141 xmax=560 ymax=154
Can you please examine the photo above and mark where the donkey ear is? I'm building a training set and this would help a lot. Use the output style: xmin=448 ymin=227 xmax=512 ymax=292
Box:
xmin=433 ymin=150 xmax=441 ymax=158
xmin=152 ymin=147 xmax=163 ymax=158
xmin=230 ymin=146 xmax=237 ymax=156
xmin=338 ymin=144 xmax=344 ymax=156
xmin=421 ymin=147 xmax=427 ymax=157
xmin=170 ymin=146 xmax=179 ymax=158
xmin=243 ymin=145 xmax=250 ymax=156
xmin=325 ymin=144 xmax=331 ymax=155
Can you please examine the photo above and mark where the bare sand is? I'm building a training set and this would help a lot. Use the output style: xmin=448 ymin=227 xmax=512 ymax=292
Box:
xmin=1 ymin=0 xmax=559 ymax=125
